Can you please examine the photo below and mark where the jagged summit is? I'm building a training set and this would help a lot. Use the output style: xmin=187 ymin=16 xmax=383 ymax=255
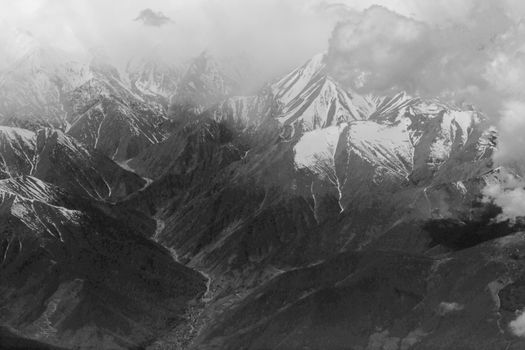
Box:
xmin=126 ymin=53 xmax=183 ymax=100
xmin=271 ymin=52 xmax=328 ymax=104
xmin=0 ymin=28 xmax=41 ymax=70
xmin=170 ymin=51 xmax=241 ymax=113
xmin=271 ymin=53 xmax=376 ymax=129
xmin=0 ymin=45 xmax=92 ymax=128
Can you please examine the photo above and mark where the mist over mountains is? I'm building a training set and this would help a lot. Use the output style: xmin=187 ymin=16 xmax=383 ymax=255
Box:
xmin=1 ymin=1 xmax=525 ymax=349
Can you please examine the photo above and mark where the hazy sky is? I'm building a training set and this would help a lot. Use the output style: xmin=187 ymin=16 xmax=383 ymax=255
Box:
xmin=0 ymin=0 xmax=338 ymax=71
xmin=0 ymin=0 xmax=441 ymax=74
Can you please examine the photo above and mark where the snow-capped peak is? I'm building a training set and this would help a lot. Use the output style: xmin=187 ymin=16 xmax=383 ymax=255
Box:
xmin=270 ymin=53 xmax=377 ymax=131
xmin=126 ymin=54 xmax=183 ymax=99
xmin=0 ymin=43 xmax=93 ymax=127
xmin=271 ymin=52 xmax=328 ymax=106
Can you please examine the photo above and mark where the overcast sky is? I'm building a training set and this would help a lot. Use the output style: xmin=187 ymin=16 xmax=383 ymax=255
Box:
xmin=0 ymin=0 xmax=458 ymax=74
xmin=0 ymin=0 xmax=340 ymax=71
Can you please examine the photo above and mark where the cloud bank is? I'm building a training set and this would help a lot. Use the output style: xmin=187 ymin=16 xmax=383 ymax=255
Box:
xmin=483 ymin=171 xmax=525 ymax=223
xmin=326 ymin=1 xmax=514 ymax=108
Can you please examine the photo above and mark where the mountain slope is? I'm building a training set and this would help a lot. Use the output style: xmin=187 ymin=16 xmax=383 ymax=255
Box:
xmin=0 ymin=176 xmax=206 ymax=349
xmin=64 ymin=59 xmax=167 ymax=162
xmin=0 ymin=45 xmax=169 ymax=162
xmin=0 ymin=46 xmax=92 ymax=129
xmin=195 ymin=235 xmax=525 ymax=350
xmin=126 ymin=54 xmax=183 ymax=103
xmin=271 ymin=53 xmax=377 ymax=130
xmin=0 ymin=126 xmax=36 ymax=177
xmin=0 ymin=126 xmax=145 ymax=200
xmin=170 ymin=52 xmax=244 ymax=116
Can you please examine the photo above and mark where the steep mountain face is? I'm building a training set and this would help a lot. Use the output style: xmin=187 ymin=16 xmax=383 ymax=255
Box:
xmin=33 ymin=128 xmax=146 ymax=200
xmin=0 ymin=47 xmax=168 ymax=162
xmin=0 ymin=176 xmax=206 ymax=349
xmin=64 ymin=59 xmax=167 ymax=162
xmin=0 ymin=126 xmax=145 ymax=201
xmin=271 ymin=53 xmax=377 ymax=130
xmin=0 ymin=47 xmax=253 ymax=163
xmin=170 ymin=52 xmax=245 ymax=116
xmin=0 ymin=126 xmax=36 ymax=177
xmin=126 ymin=55 xmax=184 ymax=104
xmin=127 ymin=118 xmax=244 ymax=182
xmin=0 ymin=46 xmax=92 ymax=129
xmin=202 ymin=53 xmax=377 ymax=133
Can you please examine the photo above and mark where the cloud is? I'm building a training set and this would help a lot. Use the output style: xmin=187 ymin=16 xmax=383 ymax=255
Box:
xmin=482 ymin=170 xmax=525 ymax=223
xmin=327 ymin=6 xmax=433 ymax=94
xmin=134 ymin=8 xmax=172 ymax=27
xmin=326 ymin=2 xmax=513 ymax=103
xmin=510 ymin=309 xmax=525 ymax=337
xmin=437 ymin=302 xmax=464 ymax=315
xmin=491 ymin=101 xmax=525 ymax=167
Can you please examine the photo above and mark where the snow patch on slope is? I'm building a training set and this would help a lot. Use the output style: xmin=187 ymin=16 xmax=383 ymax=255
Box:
xmin=294 ymin=124 xmax=345 ymax=169
xmin=0 ymin=126 xmax=37 ymax=176
xmin=348 ymin=119 xmax=414 ymax=179
xmin=0 ymin=176 xmax=82 ymax=231
xmin=429 ymin=110 xmax=476 ymax=161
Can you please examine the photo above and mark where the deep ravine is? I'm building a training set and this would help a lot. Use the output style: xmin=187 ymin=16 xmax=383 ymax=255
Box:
xmin=116 ymin=162 xmax=215 ymax=348
xmin=147 ymin=215 xmax=214 ymax=349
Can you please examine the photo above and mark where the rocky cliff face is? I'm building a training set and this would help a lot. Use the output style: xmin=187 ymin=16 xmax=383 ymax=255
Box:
xmin=64 ymin=77 xmax=166 ymax=162
xmin=0 ymin=46 xmax=92 ymax=129
xmin=0 ymin=47 xmax=252 ymax=164
xmin=0 ymin=46 xmax=168 ymax=162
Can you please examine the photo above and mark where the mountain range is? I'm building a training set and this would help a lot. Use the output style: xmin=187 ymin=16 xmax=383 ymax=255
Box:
xmin=1 ymin=41 xmax=524 ymax=350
